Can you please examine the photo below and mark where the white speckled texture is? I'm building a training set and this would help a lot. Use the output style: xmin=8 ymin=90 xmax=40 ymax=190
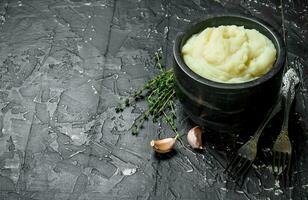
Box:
xmin=0 ymin=0 xmax=307 ymax=199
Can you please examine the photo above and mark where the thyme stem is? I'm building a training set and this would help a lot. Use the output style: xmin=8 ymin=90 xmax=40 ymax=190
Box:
xmin=116 ymin=52 xmax=177 ymax=135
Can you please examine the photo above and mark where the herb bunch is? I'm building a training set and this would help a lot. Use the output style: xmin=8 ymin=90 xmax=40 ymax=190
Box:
xmin=115 ymin=52 xmax=178 ymax=136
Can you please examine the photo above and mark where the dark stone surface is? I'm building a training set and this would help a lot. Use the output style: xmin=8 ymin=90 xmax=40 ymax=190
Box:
xmin=0 ymin=0 xmax=307 ymax=199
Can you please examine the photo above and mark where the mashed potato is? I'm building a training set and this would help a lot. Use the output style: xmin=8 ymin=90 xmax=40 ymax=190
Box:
xmin=181 ymin=25 xmax=277 ymax=83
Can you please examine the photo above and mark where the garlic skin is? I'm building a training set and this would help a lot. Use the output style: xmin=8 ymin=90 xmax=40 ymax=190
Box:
xmin=187 ymin=126 xmax=203 ymax=149
xmin=150 ymin=137 xmax=176 ymax=153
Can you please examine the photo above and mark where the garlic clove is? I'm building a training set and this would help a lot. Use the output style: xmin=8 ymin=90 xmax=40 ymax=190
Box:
xmin=150 ymin=137 xmax=176 ymax=153
xmin=187 ymin=126 xmax=203 ymax=149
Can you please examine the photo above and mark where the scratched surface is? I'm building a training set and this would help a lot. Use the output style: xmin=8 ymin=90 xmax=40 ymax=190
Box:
xmin=0 ymin=0 xmax=307 ymax=199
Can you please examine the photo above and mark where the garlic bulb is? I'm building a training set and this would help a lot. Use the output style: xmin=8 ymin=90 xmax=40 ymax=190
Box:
xmin=187 ymin=126 xmax=203 ymax=149
xmin=150 ymin=137 xmax=176 ymax=153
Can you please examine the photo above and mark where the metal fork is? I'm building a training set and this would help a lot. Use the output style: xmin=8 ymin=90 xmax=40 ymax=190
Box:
xmin=225 ymin=98 xmax=282 ymax=179
xmin=272 ymin=68 xmax=299 ymax=179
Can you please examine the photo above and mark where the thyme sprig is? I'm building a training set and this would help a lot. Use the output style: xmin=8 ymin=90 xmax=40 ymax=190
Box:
xmin=115 ymin=52 xmax=178 ymax=136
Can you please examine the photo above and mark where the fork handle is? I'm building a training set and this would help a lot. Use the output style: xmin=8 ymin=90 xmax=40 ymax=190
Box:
xmin=254 ymin=97 xmax=282 ymax=140
xmin=282 ymin=80 xmax=297 ymax=130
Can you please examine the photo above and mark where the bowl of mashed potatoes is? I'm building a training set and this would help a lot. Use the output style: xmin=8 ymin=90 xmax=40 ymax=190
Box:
xmin=173 ymin=15 xmax=286 ymax=133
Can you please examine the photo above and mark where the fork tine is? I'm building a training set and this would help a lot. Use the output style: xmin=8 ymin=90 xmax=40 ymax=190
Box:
xmin=241 ymin=162 xmax=253 ymax=178
xmin=285 ymin=154 xmax=292 ymax=187
xmin=232 ymin=159 xmax=249 ymax=179
xmin=284 ymin=172 xmax=290 ymax=188
xmin=272 ymin=151 xmax=276 ymax=174
xmin=277 ymin=152 xmax=282 ymax=176
xmin=272 ymin=151 xmax=293 ymax=187
xmin=281 ymin=153 xmax=287 ymax=187
xmin=225 ymin=155 xmax=240 ymax=174
xmin=238 ymin=162 xmax=253 ymax=188
xmin=229 ymin=156 xmax=244 ymax=176
xmin=282 ymin=153 xmax=287 ymax=174
xmin=287 ymin=153 xmax=292 ymax=174
xmin=273 ymin=151 xmax=281 ymax=176
xmin=230 ymin=157 xmax=244 ymax=178
xmin=285 ymin=166 xmax=290 ymax=187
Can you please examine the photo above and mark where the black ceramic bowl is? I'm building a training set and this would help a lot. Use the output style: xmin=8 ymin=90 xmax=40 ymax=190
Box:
xmin=173 ymin=15 xmax=286 ymax=134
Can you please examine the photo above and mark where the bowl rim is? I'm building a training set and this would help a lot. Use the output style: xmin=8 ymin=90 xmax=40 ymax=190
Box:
xmin=173 ymin=14 xmax=286 ymax=90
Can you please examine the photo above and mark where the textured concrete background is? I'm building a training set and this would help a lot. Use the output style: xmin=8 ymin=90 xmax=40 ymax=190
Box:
xmin=0 ymin=0 xmax=307 ymax=199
